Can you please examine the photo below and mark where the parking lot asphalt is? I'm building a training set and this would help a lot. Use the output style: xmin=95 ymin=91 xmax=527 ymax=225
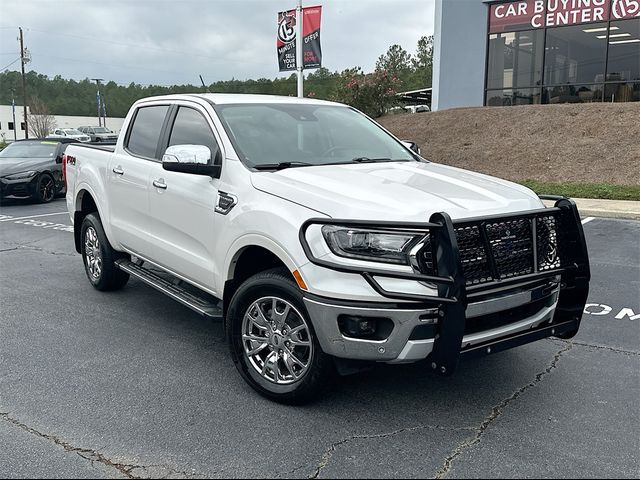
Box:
xmin=0 ymin=198 xmax=638 ymax=479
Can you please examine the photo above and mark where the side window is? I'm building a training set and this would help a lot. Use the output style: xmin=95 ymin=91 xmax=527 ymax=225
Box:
xmin=126 ymin=105 xmax=169 ymax=159
xmin=168 ymin=107 xmax=220 ymax=163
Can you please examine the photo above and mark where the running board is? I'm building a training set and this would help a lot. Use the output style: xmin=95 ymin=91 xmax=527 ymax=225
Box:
xmin=115 ymin=259 xmax=223 ymax=320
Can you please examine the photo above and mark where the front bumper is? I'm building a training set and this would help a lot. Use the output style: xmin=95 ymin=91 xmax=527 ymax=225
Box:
xmin=299 ymin=197 xmax=590 ymax=374
xmin=0 ymin=176 xmax=38 ymax=198
xmin=304 ymin=277 xmax=561 ymax=363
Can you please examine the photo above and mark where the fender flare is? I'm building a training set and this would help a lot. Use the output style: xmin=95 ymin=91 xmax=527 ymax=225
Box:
xmin=224 ymin=233 xmax=302 ymax=282
xmin=73 ymin=182 xmax=118 ymax=250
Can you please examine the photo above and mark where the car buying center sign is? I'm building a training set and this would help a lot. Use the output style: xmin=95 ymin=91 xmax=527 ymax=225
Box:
xmin=490 ymin=0 xmax=639 ymax=33
xmin=277 ymin=5 xmax=322 ymax=71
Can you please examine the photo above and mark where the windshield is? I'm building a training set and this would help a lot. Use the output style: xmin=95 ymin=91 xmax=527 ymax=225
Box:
xmin=0 ymin=141 xmax=58 ymax=159
xmin=93 ymin=127 xmax=111 ymax=133
xmin=64 ymin=129 xmax=83 ymax=135
xmin=215 ymin=103 xmax=417 ymax=168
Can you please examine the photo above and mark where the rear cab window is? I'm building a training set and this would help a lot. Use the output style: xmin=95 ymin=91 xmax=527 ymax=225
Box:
xmin=125 ymin=105 xmax=170 ymax=160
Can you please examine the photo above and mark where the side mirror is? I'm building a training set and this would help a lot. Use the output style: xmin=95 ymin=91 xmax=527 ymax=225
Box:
xmin=402 ymin=141 xmax=421 ymax=155
xmin=162 ymin=144 xmax=221 ymax=178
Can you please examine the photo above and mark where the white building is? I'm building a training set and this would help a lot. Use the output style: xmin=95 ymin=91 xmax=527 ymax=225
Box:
xmin=0 ymin=105 xmax=125 ymax=142
xmin=433 ymin=0 xmax=640 ymax=110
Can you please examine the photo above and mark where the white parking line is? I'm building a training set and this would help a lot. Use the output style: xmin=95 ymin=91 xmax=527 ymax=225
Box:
xmin=0 ymin=212 xmax=68 ymax=222
xmin=581 ymin=217 xmax=595 ymax=225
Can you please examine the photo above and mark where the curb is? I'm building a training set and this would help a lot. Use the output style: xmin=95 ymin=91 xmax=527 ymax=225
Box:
xmin=542 ymin=198 xmax=640 ymax=221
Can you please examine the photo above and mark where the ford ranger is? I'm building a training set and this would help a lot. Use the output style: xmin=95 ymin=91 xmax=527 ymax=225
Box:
xmin=64 ymin=94 xmax=590 ymax=404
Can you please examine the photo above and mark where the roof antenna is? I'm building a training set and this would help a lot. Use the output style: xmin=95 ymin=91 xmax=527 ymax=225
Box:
xmin=199 ymin=75 xmax=209 ymax=93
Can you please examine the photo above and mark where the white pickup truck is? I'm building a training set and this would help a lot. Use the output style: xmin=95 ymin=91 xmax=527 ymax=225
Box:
xmin=65 ymin=94 xmax=590 ymax=404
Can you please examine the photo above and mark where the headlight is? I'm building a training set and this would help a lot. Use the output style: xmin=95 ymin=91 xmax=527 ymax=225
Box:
xmin=4 ymin=170 xmax=37 ymax=180
xmin=321 ymin=225 xmax=423 ymax=265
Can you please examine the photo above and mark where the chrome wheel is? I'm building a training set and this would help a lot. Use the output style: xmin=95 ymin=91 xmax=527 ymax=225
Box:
xmin=84 ymin=226 xmax=102 ymax=280
xmin=242 ymin=296 xmax=313 ymax=385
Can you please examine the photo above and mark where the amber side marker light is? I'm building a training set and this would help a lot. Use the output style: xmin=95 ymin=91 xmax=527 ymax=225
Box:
xmin=292 ymin=270 xmax=308 ymax=290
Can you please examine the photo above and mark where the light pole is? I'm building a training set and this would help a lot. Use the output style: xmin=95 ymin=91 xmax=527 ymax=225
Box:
xmin=11 ymin=94 xmax=17 ymax=141
xmin=91 ymin=78 xmax=104 ymax=127
xmin=296 ymin=0 xmax=303 ymax=98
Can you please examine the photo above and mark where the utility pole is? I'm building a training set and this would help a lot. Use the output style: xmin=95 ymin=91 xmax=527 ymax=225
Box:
xmin=91 ymin=78 xmax=104 ymax=127
xmin=296 ymin=0 xmax=303 ymax=98
xmin=19 ymin=27 xmax=28 ymax=139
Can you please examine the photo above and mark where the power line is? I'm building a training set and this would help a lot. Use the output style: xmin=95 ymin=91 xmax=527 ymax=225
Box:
xmin=0 ymin=57 xmax=20 ymax=70
xmin=24 ymin=27 xmax=274 ymax=68
xmin=34 ymin=53 xmax=214 ymax=77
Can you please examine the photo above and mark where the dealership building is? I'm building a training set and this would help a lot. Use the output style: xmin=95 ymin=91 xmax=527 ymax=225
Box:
xmin=433 ymin=0 xmax=640 ymax=110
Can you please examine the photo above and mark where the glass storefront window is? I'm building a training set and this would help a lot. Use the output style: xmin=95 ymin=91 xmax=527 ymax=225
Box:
xmin=544 ymin=23 xmax=608 ymax=85
xmin=603 ymin=82 xmax=640 ymax=102
xmin=487 ymin=30 xmax=544 ymax=89
xmin=543 ymin=84 xmax=604 ymax=104
xmin=606 ymin=19 xmax=640 ymax=85
xmin=486 ymin=88 xmax=542 ymax=106
xmin=484 ymin=2 xmax=639 ymax=107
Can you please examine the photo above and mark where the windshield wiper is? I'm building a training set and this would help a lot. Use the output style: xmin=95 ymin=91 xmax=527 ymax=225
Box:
xmin=253 ymin=161 xmax=314 ymax=171
xmin=351 ymin=157 xmax=390 ymax=163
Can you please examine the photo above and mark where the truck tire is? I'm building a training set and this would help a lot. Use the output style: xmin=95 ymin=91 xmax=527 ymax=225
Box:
xmin=80 ymin=213 xmax=129 ymax=291
xmin=227 ymin=268 xmax=334 ymax=405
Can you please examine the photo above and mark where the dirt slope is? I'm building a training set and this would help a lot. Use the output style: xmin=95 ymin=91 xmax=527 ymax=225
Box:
xmin=379 ymin=103 xmax=640 ymax=186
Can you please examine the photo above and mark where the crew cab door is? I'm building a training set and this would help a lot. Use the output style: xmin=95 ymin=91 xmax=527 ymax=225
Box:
xmin=146 ymin=104 xmax=222 ymax=292
xmin=107 ymin=104 xmax=170 ymax=256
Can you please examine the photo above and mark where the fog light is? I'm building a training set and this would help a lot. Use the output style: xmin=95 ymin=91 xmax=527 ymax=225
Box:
xmin=340 ymin=315 xmax=377 ymax=337
xmin=337 ymin=315 xmax=394 ymax=341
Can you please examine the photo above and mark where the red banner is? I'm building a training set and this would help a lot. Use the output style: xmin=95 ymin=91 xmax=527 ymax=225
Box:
xmin=277 ymin=6 xmax=322 ymax=72
xmin=489 ymin=0 xmax=639 ymax=33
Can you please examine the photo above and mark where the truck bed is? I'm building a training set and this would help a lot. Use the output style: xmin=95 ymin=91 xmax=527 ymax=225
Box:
xmin=71 ymin=143 xmax=116 ymax=153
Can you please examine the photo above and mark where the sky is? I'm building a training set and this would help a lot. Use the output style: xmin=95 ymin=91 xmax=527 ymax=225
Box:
xmin=0 ymin=0 xmax=434 ymax=87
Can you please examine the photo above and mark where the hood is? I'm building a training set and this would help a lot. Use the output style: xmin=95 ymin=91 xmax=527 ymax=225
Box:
xmin=0 ymin=157 xmax=55 ymax=177
xmin=251 ymin=161 xmax=544 ymax=221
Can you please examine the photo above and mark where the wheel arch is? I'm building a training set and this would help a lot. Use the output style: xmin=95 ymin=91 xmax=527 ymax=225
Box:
xmin=73 ymin=187 xmax=105 ymax=253
xmin=223 ymin=238 xmax=303 ymax=320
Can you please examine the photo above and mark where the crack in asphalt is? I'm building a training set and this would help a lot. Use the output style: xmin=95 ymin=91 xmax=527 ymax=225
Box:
xmin=275 ymin=463 xmax=308 ymax=478
xmin=549 ymin=338 xmax=639 ymax=356
xmin=433 ymin=342 xmax=573 ymax=479
xmin=0 ymin=412 xmax=202 ymax=479
xmin=308 ymin=424 xmax=476 ymax=479
xmin=0 ymin=244 xmax=76 ymax=257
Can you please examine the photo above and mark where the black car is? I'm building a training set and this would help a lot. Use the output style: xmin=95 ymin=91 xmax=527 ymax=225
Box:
xmin=0 ymin=138 xmax=78 ymax=203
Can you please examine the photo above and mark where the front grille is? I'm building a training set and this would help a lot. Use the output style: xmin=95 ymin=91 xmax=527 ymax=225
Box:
xmin=455 ymin=225 xmax=494 ymax=285
xmin=415 ymin=211 xmax=571 ymax=286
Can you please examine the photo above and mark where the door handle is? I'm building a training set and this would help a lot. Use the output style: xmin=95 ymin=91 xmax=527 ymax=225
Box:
xmin=153 ymin=179 xmax=167 ymax=190
xmin=112 ymin=166 xmax=124 ymax=175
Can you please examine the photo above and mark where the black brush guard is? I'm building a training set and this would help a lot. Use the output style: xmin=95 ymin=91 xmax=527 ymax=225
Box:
xmin=299 ymin=197 xmax=590 ymax=375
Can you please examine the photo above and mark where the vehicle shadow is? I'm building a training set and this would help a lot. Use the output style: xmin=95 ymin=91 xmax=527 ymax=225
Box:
xmin=0 ymin=196 xmax=66 ymax=207
xmin=112 ymin=277 xmax=552 ymax=415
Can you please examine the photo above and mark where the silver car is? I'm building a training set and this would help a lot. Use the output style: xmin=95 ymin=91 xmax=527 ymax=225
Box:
xmin=50 ymin=128 xmax=91 ymax=143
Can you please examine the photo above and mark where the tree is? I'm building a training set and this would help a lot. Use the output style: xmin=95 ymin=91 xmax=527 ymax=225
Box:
xmin=28 ymin=96 xmax=56 ymax=138
xmin=375 ymin=44 xmax=412 ymax=87
xmin=408 ymin=35 xmax=434 ymax=89
xmin=331 ymin=68 xmax=402 ymax=118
